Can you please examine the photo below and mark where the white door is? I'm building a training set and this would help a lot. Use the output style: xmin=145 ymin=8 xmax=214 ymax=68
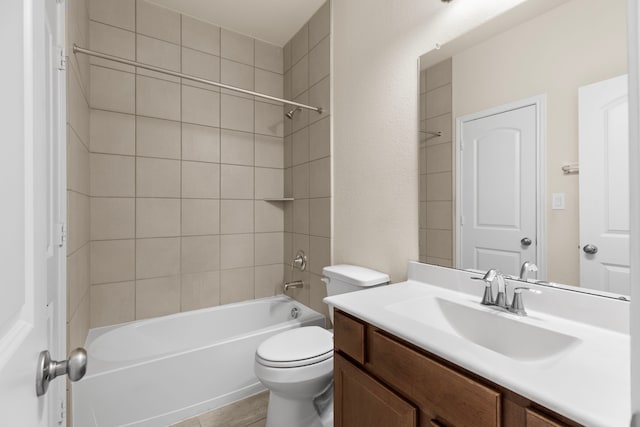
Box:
xmin=0 ymin=0 xmax=67 ymax=425
xmin=458 ymin=104 xmax=538 ymax=277
xmin=578 ymin=75 xmax=630 ymax=294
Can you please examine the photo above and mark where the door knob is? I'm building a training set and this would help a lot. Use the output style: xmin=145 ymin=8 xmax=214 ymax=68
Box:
xmin=36 ymin=348 xmax=87 ymax=397
xmin=583 ymin=244 xmax=598 ymax=255
xmin=520 ymin=237 xmax=532 ymax=247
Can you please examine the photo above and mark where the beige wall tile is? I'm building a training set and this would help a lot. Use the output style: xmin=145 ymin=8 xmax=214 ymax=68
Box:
xmin=283 ymin=136 xmax=292 ymax=168
xmin=67 ymin=191 xmax=90 ymax=253
xmin=220 ymin=165 xmax=253 ymax=199
xmin=89 ymin=0 xmax=135 ymax=31
xmin=182 ymin=85 xmax=221 ymax=127
xmin=426 ymin=201 xmax=453 ymax=230
xmin=220 ymin=267 xmax=254 ymax=304
xmin=310 ymin=198 xmax=331 ymax=238
xmin=90 ymin=153 xmax=134 ymax=197
xmin=181 ymin=271 xmax=220 ymax=311
xmin=309 ymin=157 xmax=330 ymax=198
xmin=67 ymin=244 xmax=90 ymax=319
xmin=220 ymin=29 xmax=254 ymax=66
xmin=255 ymin=168 xmax=283 ymax=199
xmin=221 ymin=59 xmax=254 ymax=94
xmin=291 ymin=56 xmax=308 ymax=99
xmin=309 ymin=36 xmax=329 ymax=87
xmin=136 ymin=198 xmax=181 ymax=238
xmin=67 ymin=68 xmax=90 ymax=145
xmin=221 ymin=129 xmax=254 ymax=166
xmin=254 ymin=264 xmax=284 ymax=298
xmin=90 ymin=66 xmax=135 ymax=113
xmin=182 ymin=199 xmax=220 ymax=236
xmin=426 ymin=229 xmax=453 ymax=260
xmin=255 ymin=102 xmax=284 ymax=137
xmin=90 ymin=110 xmax=135 ymax=155
xmin=426 ymin=142 xmax=452 ymax=174
xmin=255 ymin=69 xmax=283 ymax=101
xmin=309 ymin=116 xmax=330 ymax=161
xmin=255 ymin=233 xmax=283 ymax=265
xmin=90 ymin=239 xmax=135 ymax=284
xmin=90 ymin=281 xmax=135 ymax=327
xmin=136 ymin=275 xmax=181 ymax=319
xmin=283 ymin=41 xmax=292 ymax=72
xmin=136 ymin=75 xmax=181 ymax=121
xmin=89 ymin=21 xmax=135 ymax=72
xmin=220 ymin=200 xmax=254 ymax=234
xmin=255 ymin=135 xmax=283 ymax=168
xmin=292 ymin=127 xmax=309 ymax=166
xmin=68 ymin=129 xmax=90 ymax=195
xmin=221 ymin=95 xmax=254 ymax=132
xmin=68 ymin=291 xmax=90 ymax=351
xmin=182 ymin=16 xmax=220 ymax=56
xmin=425 ymin=257 xmax=453 ymax=268
xmin=136 ymin=157 xmax=181 ymax=197
xmin=309 ymin=236 xmax=330 ymax=275
xmin=309 ymin=76 xmax=330 ymax=124
xmin=293 ymin=233 xmax=310 ymax=261
xmin=136 ymin=34 xmax=181 ymax=76
xmin=136 ymin=237 xmax=180 ymax=279
xmin=284 ymin=168 xmax=293 ymax=198
xmin=136 ymin=116 xmax=181 ymax=159
xmin=255 ymin=201 xmax=284 ymax=233
xmin=91 ymin=197 xmax=135 ymax=240
xmin=291 ymin=24 xmax=308 ymax=66
xmin=419 ymin=201 xmax=427 ymax=228
xmin=182 ymin=161 xmax=220 ymax=199
xmin=181 ymin=235 xmax=220 ymax=273
xmin=293 ymin=199 xmax=309 ymax=235
xmin=309 ymin=1 xmax=330 ymax=48
xmin=182 ymin=123 xmax=220 ymax=163
xmin=255 ymin=40 xmax=283 ymax=74
xmin=425 ymin=84 xmax=452 ymax=119
xmin=425 ymin=171 xmax=452 ymax=201
xmin=136 ymin=0 xmax=180 ymax=44
xmin=291 ymin=92 xmax=309 ymax=133
xmin=309 ymin=273 xmax=330 ymax=324
xmin=426 ymin=58 xmax=452 ymax=92
xmin=425 ymin=113 xmax=452 ymax=146
xmin=181 ymin=48 xmax=220 ymax=90
xmin=220 ymin=234 xmax=254 ymax=269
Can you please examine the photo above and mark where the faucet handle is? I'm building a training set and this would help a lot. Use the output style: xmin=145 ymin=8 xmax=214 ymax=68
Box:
xmin=509 ymin=287 xmax=542 ymax=316
xmin=471 ymin=276 xmax=494 ymax=305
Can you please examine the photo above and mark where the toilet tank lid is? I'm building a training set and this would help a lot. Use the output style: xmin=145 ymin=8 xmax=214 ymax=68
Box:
xmin=322 ymin=264 xmax=390 ymax=287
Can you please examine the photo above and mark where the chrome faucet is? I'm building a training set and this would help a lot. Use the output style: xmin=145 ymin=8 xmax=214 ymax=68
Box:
xmin=284 ymin=280 xmax=304 ymax=292
xmin=473 ymin=269 xmax=541 ymax=316
xmin=519 ymin=261 xmax=538 ymax=281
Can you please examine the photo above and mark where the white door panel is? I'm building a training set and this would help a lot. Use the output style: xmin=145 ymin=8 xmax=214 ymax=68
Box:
xmin=579 ymin=74 xmax=629 ymax=294
xmin=460 ymin=104 xmax=538 ymax=278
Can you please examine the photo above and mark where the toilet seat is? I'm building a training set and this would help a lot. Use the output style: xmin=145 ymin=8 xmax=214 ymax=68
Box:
xmin=256 ymin=326 xmax=333 ymax=368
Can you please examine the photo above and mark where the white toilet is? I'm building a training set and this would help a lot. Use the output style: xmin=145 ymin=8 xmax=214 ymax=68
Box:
xmin=254 ymin=264 xmax=389 ymax=427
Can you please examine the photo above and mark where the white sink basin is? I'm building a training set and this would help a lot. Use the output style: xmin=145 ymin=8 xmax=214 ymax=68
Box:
xmin=386 ymin=296 xmax=579 ymax=361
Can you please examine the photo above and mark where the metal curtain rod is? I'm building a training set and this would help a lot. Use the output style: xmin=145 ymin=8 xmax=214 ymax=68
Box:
xmin=72 ymin=44 xmax=323 ymax=114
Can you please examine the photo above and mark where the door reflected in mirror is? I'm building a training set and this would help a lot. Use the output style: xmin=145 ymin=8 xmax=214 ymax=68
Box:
xmin=418 ymin=0 xmax=629 ymax=296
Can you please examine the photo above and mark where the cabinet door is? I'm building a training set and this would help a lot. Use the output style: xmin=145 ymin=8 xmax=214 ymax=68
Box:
xmin=335 ymin=353 xmax=417 ymax=427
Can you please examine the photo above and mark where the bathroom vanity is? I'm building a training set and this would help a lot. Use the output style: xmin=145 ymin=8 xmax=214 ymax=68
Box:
xmin=325 ymin=262 xmax=630 ymax=427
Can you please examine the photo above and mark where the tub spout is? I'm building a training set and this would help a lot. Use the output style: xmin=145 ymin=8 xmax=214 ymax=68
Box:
xmin=284 ymin=280 xmax=304 ymax=291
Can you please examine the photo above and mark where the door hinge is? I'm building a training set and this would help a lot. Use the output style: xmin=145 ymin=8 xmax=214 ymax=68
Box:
xmin=57 ymin=398 xmax=66 ymax=425
xmin=58 ymin=223 xmax=67 ymax=248
xmin=57 ymin=47 xmax=66 ymax=71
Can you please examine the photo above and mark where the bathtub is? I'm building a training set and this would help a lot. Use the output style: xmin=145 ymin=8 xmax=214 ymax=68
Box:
xmin=72 ymin=295 xmax=326 ymax=427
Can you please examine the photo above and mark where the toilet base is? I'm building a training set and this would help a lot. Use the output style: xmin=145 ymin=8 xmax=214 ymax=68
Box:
xmin=265 ymin=390 xmax=333 ymax=427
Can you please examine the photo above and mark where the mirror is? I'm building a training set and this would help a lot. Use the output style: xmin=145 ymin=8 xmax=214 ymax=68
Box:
xmin=418 ymin=0 xmax=629 ymax=297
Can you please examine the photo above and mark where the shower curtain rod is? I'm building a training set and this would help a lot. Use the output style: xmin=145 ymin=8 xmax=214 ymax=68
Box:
xmin=72 ymin=44 xmax=324 ymax=114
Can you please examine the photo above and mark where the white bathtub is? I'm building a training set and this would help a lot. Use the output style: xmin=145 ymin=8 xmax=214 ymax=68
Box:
xmin=72 ymin=295 xmax=326 ymax=427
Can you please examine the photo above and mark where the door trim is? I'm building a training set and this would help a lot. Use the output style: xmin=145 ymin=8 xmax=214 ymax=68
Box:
xmin=455 ymin=95 xmax=547 ymax=279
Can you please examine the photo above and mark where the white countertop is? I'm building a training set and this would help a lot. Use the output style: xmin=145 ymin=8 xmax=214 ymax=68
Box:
xmin=325 ymin=278 xmax=630 ymax=426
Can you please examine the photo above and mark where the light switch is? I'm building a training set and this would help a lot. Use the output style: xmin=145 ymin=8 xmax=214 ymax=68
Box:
xmin=552 ymin=192 xmax=565 ymax=210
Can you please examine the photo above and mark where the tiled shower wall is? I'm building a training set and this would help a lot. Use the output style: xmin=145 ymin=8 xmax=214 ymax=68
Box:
xmin=87 ymin=0 xmax=289 ymax=327
xmin=282 ymin=2 xmax=332 ymax=321
xmin=67 ymin=0 xmax=91 ymax=351
xmin=419 ymin=59 xmax=454 ymax=267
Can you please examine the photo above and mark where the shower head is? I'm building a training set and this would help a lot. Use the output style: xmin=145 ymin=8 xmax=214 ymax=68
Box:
xmin=285 ymin=107 xmax=302 ymax=119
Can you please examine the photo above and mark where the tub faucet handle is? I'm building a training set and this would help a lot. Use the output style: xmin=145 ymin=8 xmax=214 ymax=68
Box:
xmin=291 ymin=250 xmax=307 ymax=271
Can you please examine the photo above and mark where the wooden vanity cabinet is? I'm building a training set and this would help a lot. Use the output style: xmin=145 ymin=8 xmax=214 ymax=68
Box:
xmin=333 ymin=310 xmax=581 ymax=427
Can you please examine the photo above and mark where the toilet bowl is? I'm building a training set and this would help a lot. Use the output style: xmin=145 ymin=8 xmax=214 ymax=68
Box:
xmin=254 ymin=265 xmax=389 ymax=427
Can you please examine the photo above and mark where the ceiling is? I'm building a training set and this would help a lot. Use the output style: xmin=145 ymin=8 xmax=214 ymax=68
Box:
xmin=147 ymin=0 xmax=326 ymax=46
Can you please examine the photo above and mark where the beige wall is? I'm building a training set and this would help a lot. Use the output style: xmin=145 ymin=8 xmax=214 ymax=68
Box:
xmin=282 ymin=2 xmax=332 ymax=320
xmin=67 ymin=0 xmax=91 ymax=352
xmin=451 ymin=0 xmax=627 ymax=285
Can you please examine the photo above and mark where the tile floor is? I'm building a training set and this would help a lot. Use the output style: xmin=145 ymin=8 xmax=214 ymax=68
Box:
xmin=170 ymin=391 xmax=268 ymax=427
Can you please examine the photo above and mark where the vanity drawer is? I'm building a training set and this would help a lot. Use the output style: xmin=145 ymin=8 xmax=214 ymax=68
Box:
xmin=334 ymin=310 xmax=366 ymax=364
xmin=525 ymin=408 xmax=569 ymax=427
xmin=366 ymin=328 xmax=501 ymax=427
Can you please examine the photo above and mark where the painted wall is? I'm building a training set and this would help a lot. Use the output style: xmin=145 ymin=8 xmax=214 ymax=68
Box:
xmin=451 ymin=0 xmax=627 ymax=285
xmin=331 ymin=0 xmax=531 ymax=282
